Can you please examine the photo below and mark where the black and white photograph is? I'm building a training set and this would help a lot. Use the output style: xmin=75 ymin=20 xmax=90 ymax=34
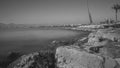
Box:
xmin=0 ymin=0 xmax=120 ymax=68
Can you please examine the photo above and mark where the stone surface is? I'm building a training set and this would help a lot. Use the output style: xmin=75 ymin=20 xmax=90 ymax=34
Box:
xmin=104 ymin=57 xmax=117 ymax=68
xmin=87 ymin=28 xmax=120 ymax=47
xmin=115 ymin=58 xmax=120 ymax=67
xmin=56 ymin=46 xmax=104 ymax=68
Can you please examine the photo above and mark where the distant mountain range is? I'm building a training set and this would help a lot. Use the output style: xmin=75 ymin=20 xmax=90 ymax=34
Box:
xmin=0 ymin=23 xmax=81 ymax=30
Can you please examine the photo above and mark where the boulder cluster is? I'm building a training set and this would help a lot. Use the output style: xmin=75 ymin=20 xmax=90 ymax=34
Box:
xmin=56 ymin=28 xmax=120 ymax=68
xmin=8 ymin=28 xmax=120 ymax=68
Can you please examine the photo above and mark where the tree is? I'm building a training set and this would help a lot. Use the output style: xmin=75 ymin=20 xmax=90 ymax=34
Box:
xmin=112 ymin=4 xmax=120 ymax=23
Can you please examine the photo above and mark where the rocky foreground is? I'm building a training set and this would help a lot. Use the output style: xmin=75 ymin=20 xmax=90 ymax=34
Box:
xmin=7 ymin=27 xmax=120 ymax=68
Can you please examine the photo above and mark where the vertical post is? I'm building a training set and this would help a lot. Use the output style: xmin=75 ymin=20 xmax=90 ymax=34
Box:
xmin=87 ymin=0 xmax=93 ymax=24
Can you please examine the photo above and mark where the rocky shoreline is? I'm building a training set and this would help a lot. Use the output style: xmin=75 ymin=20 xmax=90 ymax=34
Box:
xmin=3 ymin=25 xmax=120 ymax=68
xmin=56 ymin=28 xmax=120 ymax=68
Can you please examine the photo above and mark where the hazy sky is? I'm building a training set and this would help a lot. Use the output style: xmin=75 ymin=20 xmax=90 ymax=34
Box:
xmin=0 ymin=0 xmax=120 ymax=25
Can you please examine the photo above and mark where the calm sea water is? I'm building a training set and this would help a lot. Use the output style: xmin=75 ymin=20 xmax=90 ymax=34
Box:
xmin=0 ymin=29 xmax=84 ymax=55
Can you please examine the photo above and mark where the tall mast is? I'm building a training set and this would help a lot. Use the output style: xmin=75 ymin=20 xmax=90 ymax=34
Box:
xmin=87 ymin=0 xmax=93 ymax=24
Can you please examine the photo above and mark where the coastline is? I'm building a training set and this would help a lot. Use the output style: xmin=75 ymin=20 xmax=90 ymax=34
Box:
xmin=0 ymin=29 xmax=91 ymax=68
xmin=6 ymin=25 xmax=120 ymax=68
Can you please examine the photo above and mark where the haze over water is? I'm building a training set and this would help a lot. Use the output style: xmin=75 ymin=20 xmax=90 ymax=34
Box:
xmin=0 ymin=29 xmax=83 ymax=55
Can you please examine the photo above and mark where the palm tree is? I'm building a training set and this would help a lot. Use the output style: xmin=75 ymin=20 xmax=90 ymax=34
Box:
xmin=112 ymin=4 xmax=120 ymax=23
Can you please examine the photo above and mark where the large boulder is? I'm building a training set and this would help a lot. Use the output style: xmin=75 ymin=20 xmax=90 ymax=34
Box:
xmin=97 ymin=28 xmax=120 ymax=41
xmin=55 ymin=46 xmax=120 ymax=68
xmin=87 ymin=28 xmax=120 ymax=47
xmin=55 ymin=46 xmax=104 ymax=68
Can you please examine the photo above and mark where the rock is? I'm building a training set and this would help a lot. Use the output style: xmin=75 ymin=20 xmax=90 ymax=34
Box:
xmin=51 ymin=39 xmax=77 ymax=47
xmin=115 ymin=58 xmax=120 ymax=65
xmin=78 ymin=37 xmax=88 ymax=42
xmin=55 ymin=28 xmax=120 ymax=68
xmin=99 ymin=45 xmax=120 ymax=58
xmin=97 ymin=28 xmax=120 ymax=41
xmin=8 ymin=51 xmax=55 ymax=68
xmin=104 ymin=57 xmax=118 ymax=68
xmin=84 ymin=28 xmax=120 ymax=60
xmin=87 ymin=28 xmax=120 ymax=47
xmin=55 ymin=46 xmax=104 ymax=68
xmin=87 ymin=31 xmax=107 ymax=46
xmin=73 ymin=37 xmax=88 ymax=48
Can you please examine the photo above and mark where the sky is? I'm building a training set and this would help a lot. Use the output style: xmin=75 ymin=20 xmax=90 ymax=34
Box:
xmin=0 ymin=0 xmax=120 ymax=25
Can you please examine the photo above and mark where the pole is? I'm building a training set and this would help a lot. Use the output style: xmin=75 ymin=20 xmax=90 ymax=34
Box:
xmin=87 ymin=0 xmax=93 ymax=24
